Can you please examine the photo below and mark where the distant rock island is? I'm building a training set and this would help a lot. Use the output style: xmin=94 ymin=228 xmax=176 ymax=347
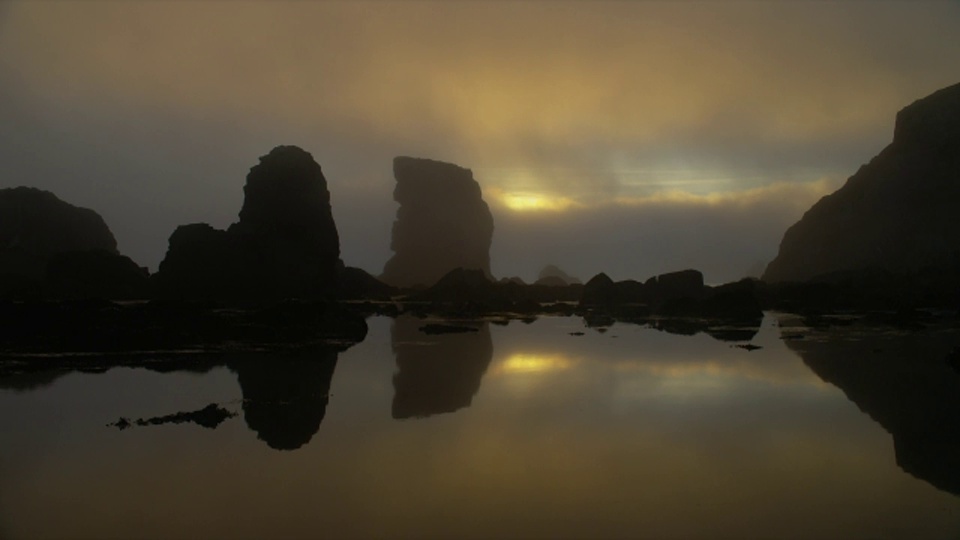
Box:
xmin=380 ymin=156 xmax=494 ymax=288
xmin=535 ymin=264 xmax=581 ymax=286
xmin=764 ymin=82 xmax=960 ymax=283
xmin=155 ymin=145 xmax=341 ymax=301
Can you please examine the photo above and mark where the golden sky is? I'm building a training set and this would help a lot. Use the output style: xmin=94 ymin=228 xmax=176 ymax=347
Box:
xmin=1 ymin=1 xmax=958 ymax=281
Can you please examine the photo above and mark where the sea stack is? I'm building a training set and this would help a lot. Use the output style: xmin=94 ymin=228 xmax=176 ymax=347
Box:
xmin=763 ymin=82 xmax=960 ymax=283
xmin=380 ymin=157 xmax=494 ymax=288
xmin=155 ymin=145 xmax=341 ymax=300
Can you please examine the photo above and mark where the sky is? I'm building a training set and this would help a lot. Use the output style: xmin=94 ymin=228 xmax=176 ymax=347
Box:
xmin=1 ymin=1 xmax=958 ymax=284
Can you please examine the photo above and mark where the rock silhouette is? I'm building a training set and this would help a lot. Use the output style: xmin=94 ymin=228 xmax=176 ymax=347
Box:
xmin=155 ymin=146 xmax=341 ymax=301
xmin=380 ymin=157 xmax=494 ymax=288
xmin=391 ymin=316 xmax=493 ymax=419
xmin=787 ymin=320 xmax=960 ymax=496
xmin=764 ymin=82 xmax=960 ymax=283
xmin=0 ymin=187 xmax=150 ymax=300
xmin=45 ymin=250 xmax=149 ymax=300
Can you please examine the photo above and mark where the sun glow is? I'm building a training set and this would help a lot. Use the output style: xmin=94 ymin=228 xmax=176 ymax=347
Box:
xmin=501 ymin=192 xmax=577 ymax=212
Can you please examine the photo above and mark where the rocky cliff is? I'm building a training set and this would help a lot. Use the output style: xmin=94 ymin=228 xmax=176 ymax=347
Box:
xmin=155 ymin=146 xmax=341 ymax=300
xmin=380 ymin=157 xmax=494 ymax=288
xmin=764 ymin=82 xmax=960 ymax=283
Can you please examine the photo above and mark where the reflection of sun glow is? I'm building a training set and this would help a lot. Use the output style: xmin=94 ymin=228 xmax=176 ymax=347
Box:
xmin=501 ymin=193 xmax=577 ymax=212
xmin=495 ymin=353 xmax=575 ymax=374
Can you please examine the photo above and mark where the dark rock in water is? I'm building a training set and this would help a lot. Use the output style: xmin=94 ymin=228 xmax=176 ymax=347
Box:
xmin=391 ymin=316 xmax=493 ymax=419
xmin=537 ymin=264 xmax=581 ymax=285
xmin=413 ymin=268 xmax=506 ymax=307
xmin=0 ymin=187 xmax=135 ymax=299
xmin=579 ymin=273 xmax=617 ymax=306
xmin=45 ymin=250 xmax=150 ymax=300
xmin=580 ymin=269 xmax=707 ymax=311
xmin=700 ymin=278 xmax=762 ymax=319
xmin=336 ymin=266 xmax=395 ymax=301
xmin=764 ymin=82 xmax=960 ymax=284
xmin=155 ymin=146 xmax=341 ymax=301
xmin=380 ymin=157 xmax=494 ymax=288
xmin=648 ymin=269 xmax=705 ymax=301
xmin=109 ymin=403 xmax=236 ymax=430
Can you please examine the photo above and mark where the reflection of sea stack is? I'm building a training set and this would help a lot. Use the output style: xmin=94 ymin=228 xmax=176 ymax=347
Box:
xmin=380 ymin=157 xmax=494 ymax=288
xmin=0 ymin=187 xmax=148 ymax=299
xmin=391 ymin=316 xmax=493 ymax=419
xmin=787 ymin=324 xmax=960 ymax=496
xmin=155 ymin=146 xmax=341 ymax=300
xmin=764 ymin=82 xmax=960 ymax=283
xmin=230 ymin=349 xmax=340 ymax=451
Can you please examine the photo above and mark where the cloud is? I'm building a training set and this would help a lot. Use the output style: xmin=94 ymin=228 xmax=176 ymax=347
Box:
xmin=489 ymin=178 xmax=840 ymax=283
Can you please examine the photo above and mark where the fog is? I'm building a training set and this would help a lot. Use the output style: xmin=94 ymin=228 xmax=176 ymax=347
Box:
xmin=1 ymin=1 xmax=958 ymax=283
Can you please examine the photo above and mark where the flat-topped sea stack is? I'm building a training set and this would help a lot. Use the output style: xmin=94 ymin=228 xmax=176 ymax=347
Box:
xmin=764 ymin=82 xmax=960 ymax=283
xmin=155 ymin=146 xmax=341 ymax=301
xmin=380 ymin=157 xmax=494 ymax=289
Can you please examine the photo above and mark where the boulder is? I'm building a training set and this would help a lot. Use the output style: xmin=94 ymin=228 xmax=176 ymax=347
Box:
xmin=764 ymin=82 xmax=960 ymax=283
xmin=45 ymin=250 xmax=150 ymax=300
xmin=336 ymin=266 xmax=395 ymax=300
xmin=579 ymin=272 xmax=617 ymax=306
xmin=648 ymin=269 xmax=705 ymax=301
xmin=380 ymin=157 xmax=494 ymax=288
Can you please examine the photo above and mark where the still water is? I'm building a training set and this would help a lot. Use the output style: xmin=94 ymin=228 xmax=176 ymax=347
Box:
xmin=1 ymin=314 xmax=959 ymax=539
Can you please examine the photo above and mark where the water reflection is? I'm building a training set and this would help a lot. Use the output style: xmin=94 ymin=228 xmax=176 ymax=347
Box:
xmin=390 ymin=316 xmax=493 ymax=419
xmin=3 ymin=315 xmax=960 ymax=539
xmin=227 ymin=349 xmax=340 ymax=450
xmin=785 ymin=319 xmax=960 ymax=496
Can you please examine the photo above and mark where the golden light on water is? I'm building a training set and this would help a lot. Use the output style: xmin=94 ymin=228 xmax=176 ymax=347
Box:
xmin=495 ymin=353 xmax=576 ymax=374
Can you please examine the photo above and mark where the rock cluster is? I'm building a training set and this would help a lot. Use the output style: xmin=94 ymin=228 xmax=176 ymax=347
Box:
xmin=764 ymin=82 xmax=960 ymax=283
xmin=579 ymin=269 xmax=762 ymax=323
xmin=155 ymin=146 xmax=341 ymax=301
xmin=380 ymin=157 xmax=494 ymax=288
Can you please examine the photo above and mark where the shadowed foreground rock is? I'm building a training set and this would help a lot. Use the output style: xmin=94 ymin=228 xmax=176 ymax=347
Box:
xmin=380 ymin=157 xmax=494 ymax=288
xmin=155 ymin=146 xmax=341 ymax=301
xmin=764 ymin=82 xmax=960 ymax=284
